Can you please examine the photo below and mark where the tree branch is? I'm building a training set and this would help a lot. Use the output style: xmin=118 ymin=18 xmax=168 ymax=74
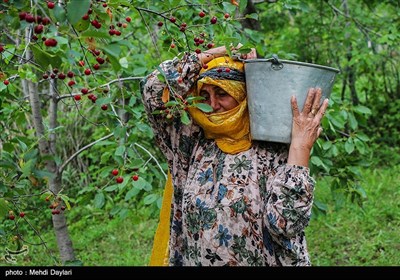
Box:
xmin=58 ymin=133 xmax=114 ymax=174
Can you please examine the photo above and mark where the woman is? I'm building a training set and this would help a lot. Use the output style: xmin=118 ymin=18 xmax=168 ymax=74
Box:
xmin=140 ymin=45 xmax=327 ymax=266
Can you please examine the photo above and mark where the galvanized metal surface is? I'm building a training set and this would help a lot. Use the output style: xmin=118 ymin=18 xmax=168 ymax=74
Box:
xmin=244 ymin=58 xmax=340 ymax=143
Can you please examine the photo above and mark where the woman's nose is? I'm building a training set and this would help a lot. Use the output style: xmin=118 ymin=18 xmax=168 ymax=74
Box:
xmin=209 ymin=95 xmax=220 ymax=111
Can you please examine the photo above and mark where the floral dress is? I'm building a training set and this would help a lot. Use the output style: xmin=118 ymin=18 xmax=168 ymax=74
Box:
xmin=140 ymin=53 xmax=315 ymax=266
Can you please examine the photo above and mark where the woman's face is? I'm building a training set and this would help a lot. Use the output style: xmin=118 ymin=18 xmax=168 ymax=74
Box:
xmin=199 ymin=84 xmax=239 ymax=113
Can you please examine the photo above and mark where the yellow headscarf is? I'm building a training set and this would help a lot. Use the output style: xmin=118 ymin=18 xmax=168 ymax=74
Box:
xmin=149 ymin=56 xmax=252 ymax=266
xmin=188 ymin=56 xmax=252 ymax=154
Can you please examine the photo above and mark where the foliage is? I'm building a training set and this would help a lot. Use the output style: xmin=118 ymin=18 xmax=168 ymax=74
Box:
xmin=0 ymin=0 xmax=398 ymax=265
xmin=307 ymin=166 xmax=400 ymax=266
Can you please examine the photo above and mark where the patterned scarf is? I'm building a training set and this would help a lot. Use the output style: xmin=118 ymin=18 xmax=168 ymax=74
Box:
xmin=188 ymin=56 xmax=252 ymax=154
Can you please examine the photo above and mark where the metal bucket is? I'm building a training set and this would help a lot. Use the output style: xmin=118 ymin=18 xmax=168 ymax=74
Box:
xmin=244 ymin=56 xmax=340 ymax=143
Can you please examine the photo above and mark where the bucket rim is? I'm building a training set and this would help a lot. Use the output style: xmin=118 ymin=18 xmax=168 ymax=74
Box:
xmin=244 ymin=58 xmax=340 ymax=73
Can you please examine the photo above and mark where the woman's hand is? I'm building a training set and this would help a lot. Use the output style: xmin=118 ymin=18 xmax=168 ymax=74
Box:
xmin=197 ymin=44 xmax=257 ymax=65
xmin=287 ymin=88 xmax=329 ymax=167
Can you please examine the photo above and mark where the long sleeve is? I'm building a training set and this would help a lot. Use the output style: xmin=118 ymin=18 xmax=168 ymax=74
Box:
xmin=265 ymin=163 xmax=315 ymax=237
xmin=139 ymin=53 xmax=202 ymax=167
xmin=262 ymin=148 xmax=315 ymax=266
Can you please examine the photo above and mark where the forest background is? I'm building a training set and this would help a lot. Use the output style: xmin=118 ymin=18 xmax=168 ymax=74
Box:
xmin=0 ymin=0 xmax=399 ymax=266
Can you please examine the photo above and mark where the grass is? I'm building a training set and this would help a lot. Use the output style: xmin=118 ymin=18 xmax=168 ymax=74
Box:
xmin=306 ymin=165 xmax=400 ymax=266
xmin=2 ymin=166 xmax=399 ymax=266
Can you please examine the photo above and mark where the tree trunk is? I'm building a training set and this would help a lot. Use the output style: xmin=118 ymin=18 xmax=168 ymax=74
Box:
xmin=25 ymin=27 xmax=75 ymax=263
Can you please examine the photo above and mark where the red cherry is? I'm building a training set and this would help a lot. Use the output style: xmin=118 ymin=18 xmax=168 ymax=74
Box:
xmin=207 ymin=43 xmax=214 ymax=49
xmin=169 ymin=17 xmax=176 ymax=23
xmin=84 ymin=69 xmax=91 ymax=75
xmin=19 ymin=212 xmax=25 ymax=218
xmin=157 ymin=21 xmax=163 ymax=27
xmin=78 ymin=60 xmax=85 ymax=67
xmin=116 ymin=177 xmax=123 ymax=184
xmin=9 ymin=214 xmax=15 ymax=220
xmin=47 ymin=1 xmax=55 ymax=9
xmin=44 ymin=38 xmax=57 ymax=47
xmin=111 ymin=169 xmax=119 ymax=176
xmin=224 ymin=13 xmax=230 ymax=19
xmin=126 ymin=16 xmax=131 ymax=22
xmin=101 ymin=104 xmax=108 ymax=110
xmin=42 ymin=17 xmax=51 ymax=25
xmin=132 ymin=175 xmax=139 ymax=181
xmin=25 ymin=14 xmax=35 ymax=23
xmin=170 ymin=43 xmax=175 ymax=49
xmin=4 ymin=80 xmax=9 ymax=85
xmin=210 ymin=16 xmax=217 ymax=24
xmin=96 ymin=57 xmax=105 ymax=64
xmin=57 ymin=73 xmax=66 ymax=80
xmin=67 ymin=71 xmax=74 ymax=78
xmin=93 ymin=64 xmax=100 ymax=70
xmin=34 ymin=24 xmax=44 ymax=34
xmin=81 ymin=88 xmax=89 ymax=94
xmin=43 ymin=73 xmax=49 ymax=79
xmin=199 ymin=11 xmax=206 ymax=18
xmin=74 ymin=95 xmax=81 ymax=101
xmin=68 ymin=80 xmax=75 ymax=87
xmin=0 ymin=45 xmax=4 ymax=53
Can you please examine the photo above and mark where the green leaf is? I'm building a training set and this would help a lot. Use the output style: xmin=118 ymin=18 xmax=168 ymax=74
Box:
xmin=125 ymin=186 xmax=141 ymax=200
xmin=80 ymin=30 xmax=111 ymax=39
xmin=322 ymin=141 xmax=332 ymax=150
xmin=52 ymin=4 xmax=67 ymax=23
xmin=344 ymin=139 xmax=355 ymax=154
xmin=0 ymin=198 xmax=9 ymax=218
xmin=21 ymin=159 xmax=34 ymax=177
xmin=120 ymin=57 xmax=129 ymax=69
xmin=143 ymin=194 xmax=158 ymax=205
xmin=353 ymin=105 xmax=372 ymax=115
xmin=194 ymin=103 xmax=213 ymax=113
xmin=94 ymin=192 xmax=105 ymax=209
xmin=31 ymin=45 xmax=62 ymax=68
xmin=132 ymin=67 xmax=147 ymax=76
xmin=310 ymin=156 xmax=324 ymax=167
xmin=348 ymin=112 xmax=358 ymax=130
xmin=104 ymin=185 xmax=118 ymax=192
xmin=180 ymin=110 xmax=190 ymax=125
xmin=67 ymin=0 xmax=91 ymax=25
xmin=115 ymin=146 xmax=126 ymax=156
xmin=245 ymin=13 xmax=259 ymax=20
xmin=32 ymin=169 xmax=55 ymax=180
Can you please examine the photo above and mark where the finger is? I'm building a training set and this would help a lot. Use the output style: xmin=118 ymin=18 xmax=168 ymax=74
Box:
xmin=291 ymin=95 xmax=300 ymax=118
xmin=315 ymin=98 xmax=329 ymax=121
xmin=311 ymin=88 xmax=322 ymax=115
xmin=303 ymin=88 xmax=316 ymax=115
xmin=317 ymin=127 xmax=323 ymax=137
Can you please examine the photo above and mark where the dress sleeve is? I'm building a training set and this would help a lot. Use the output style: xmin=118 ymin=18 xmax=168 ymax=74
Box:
xmin=139 ymin=52 xmax=202 ymax=167
xmin=265 ymin=162 xmax=315 ymax=238
xmin=263 ymin=149 xmax=315 ymax=266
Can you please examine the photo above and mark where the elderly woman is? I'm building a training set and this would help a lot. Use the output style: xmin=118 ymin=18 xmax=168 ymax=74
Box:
xmin=140 ymin=46 xmax=327 ymax=266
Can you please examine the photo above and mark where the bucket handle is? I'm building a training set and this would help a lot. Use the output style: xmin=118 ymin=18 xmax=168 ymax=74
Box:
xmin=266 ymin=54 xmax=284 ymax=70
xmin=233 ymin=53 xmax=284 ymax=70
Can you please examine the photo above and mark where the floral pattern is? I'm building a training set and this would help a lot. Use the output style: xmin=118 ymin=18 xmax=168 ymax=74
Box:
xmin=140 ymin=52 xmax=315 ymax=266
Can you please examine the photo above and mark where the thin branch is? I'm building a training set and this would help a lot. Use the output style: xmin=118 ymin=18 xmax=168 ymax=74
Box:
xmin=58 ymin=133 xmax=114 ymax=174
xmin=56 ymin=76 xmax=144 ymax=101
xmin=134 ymin=142 xmax=167 ymax=179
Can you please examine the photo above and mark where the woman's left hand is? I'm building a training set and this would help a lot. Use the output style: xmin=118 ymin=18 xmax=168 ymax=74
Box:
xmin=290 ymin=87 xmax=328 ymax=151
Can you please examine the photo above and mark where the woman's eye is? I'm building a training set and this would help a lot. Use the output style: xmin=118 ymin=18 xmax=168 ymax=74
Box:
xmin=216 ymin=92 xmax=228 ymax=97
xmin=199 ymin=92 xmax=209 ymax=100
